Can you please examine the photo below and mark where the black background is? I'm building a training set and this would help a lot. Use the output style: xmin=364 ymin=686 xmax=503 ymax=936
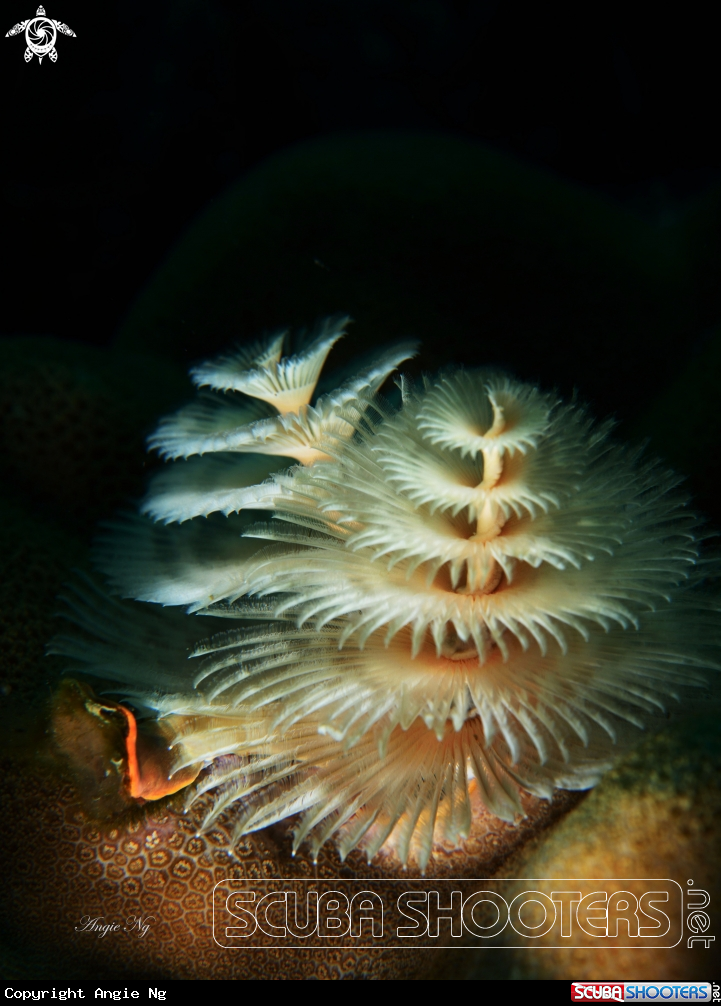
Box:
xmin=0 ymin=0 xmax=718 ymax=349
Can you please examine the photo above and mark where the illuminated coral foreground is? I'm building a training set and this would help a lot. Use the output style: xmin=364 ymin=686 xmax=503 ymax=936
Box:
xmin=51 ymin=316 xmax=720 ymax=870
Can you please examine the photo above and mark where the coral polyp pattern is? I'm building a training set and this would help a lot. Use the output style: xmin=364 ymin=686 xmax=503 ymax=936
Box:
xmin=52 ymin=317 xmax=719 ymax=870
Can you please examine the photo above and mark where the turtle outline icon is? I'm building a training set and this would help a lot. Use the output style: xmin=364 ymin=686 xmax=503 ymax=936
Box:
xmin=5 ymin=5 xmax=76 ymax=63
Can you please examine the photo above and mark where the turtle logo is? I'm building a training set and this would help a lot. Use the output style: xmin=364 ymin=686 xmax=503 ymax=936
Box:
xmin=5 ymin=5 xmax=76 ymax=63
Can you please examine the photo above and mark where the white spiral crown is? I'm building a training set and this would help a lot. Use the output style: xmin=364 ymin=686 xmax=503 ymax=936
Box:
xmin=52 ymin=317 xmax=720 ymax=869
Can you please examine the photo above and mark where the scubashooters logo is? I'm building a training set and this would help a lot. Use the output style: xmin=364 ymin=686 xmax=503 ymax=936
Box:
xmin=213 ymin=879 xmax=687 ymax=950
xmin=5 ymin=5 xmax=75 ymax=63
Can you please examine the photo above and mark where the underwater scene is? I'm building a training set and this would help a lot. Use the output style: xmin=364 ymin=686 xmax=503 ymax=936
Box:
xmin=1 ymin=2 xmax=720 ymax=985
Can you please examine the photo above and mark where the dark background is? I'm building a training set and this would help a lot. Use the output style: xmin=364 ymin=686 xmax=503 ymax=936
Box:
xmin=0 ymin=0 xmax=719 ymax=349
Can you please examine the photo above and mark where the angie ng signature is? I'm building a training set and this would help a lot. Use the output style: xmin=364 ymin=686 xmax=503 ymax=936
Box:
xmin=75 ymin=915 xmax=155 ymax=939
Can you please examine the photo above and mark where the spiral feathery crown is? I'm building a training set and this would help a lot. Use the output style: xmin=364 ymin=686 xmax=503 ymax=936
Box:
xmin=52 ymin=317 xmax=720 ymax=869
